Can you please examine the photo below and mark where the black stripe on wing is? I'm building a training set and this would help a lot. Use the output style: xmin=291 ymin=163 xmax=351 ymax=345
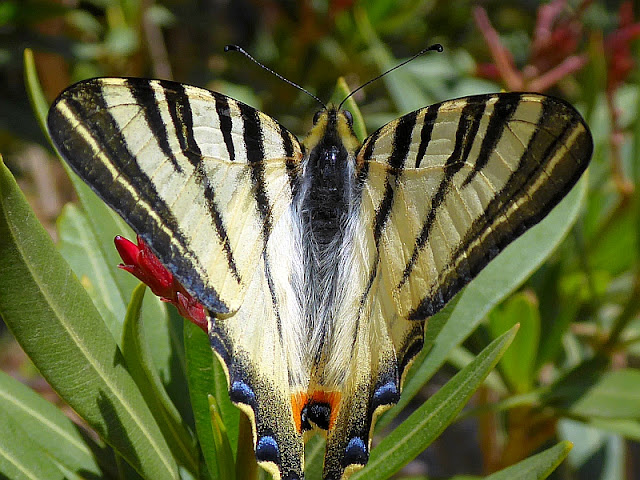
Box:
xmin=280 ymin=123 xmax=301 ymax=195
xmin=215 ymin=94 xmax=237 ymax=162
xmin=47 ymin=79 xmax=229 ymax=313
xmin=239 ymin=102 xmax=272 ymax=238
xmin=373 ymin=110 xmax=418 ymax=242
xmin=127 ymin=79 xmax=184 ymax=173
xmin=408 ymin=95 xmax=593 ymax=320
xmin=414 ymin=104 xmax=439 ymax=168
xmin=399 ymin=99 xmax=487 ymax=290
xmin=160 ymin=81 xmax=242 ymax=283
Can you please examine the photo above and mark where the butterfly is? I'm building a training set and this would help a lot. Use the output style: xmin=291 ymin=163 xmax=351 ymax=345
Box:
xmin=47 ymin=72 xmax=592 ymax=479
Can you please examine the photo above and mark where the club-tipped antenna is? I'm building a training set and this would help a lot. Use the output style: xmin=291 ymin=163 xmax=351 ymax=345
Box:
xmin=225 ymin=44 xmax=326 ymax=110
xmin=338 ymin=43 xmax=443 ymax=110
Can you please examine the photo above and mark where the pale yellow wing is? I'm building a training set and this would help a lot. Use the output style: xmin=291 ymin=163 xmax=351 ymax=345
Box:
xmin=48 ymin=77 xmax=310 ymax=479
xmin=321 ymin=93 xmax=592 ymax=479
xmin=48 ymin=77 xmax=302 ymax=315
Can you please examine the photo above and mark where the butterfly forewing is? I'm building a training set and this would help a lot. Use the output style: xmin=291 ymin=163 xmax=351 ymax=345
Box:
xmin=48 ymin=78 xmax=302 ymax=314
xmin=358 ymin=93 xmax=592 ymax=322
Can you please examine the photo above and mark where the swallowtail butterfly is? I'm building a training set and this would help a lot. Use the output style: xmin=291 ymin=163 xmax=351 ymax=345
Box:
xmin=47 ymin=57 xmax=592 ymax=479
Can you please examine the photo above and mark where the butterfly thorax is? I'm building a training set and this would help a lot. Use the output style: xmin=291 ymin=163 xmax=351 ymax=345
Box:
xmin=294 ymin=108 xmax=364 ymax=376
xmin=300 ymin=108 xmax=359 ymax=245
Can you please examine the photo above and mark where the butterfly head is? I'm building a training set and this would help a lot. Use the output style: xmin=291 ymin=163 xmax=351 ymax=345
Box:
xmin=303 ymin=105 xmax=360 ymax=156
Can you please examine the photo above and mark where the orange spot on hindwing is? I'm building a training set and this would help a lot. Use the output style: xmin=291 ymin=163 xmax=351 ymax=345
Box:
xmin=291 ymin=392 xmax=308 ymax=433
xmin=291 ymin=390 xmax=342 ymax=433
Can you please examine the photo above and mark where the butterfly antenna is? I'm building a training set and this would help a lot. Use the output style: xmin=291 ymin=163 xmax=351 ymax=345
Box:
xmin=338 ymin=43 xmax=444 ymax=110
xmin=225 ymin=44 xmax=327 ymax=110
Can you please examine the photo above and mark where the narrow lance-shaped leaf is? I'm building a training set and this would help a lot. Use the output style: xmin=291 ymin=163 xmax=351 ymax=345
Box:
xmin=304 ymin=434 xmax=325 ymax=480
xmin=58 ymin=203 xmax=128 ymax=338
xmin=236 ymin=413 xmax=259 ymax=480
xmin=488 ymin=292 xmax=540 ymax=393
xmin=484 ymin=441 xmax=572 ymax=480
xmin=121 ymin=284 xmax=199 ymax=474
xmin=209 ymin=395 xmax=236 ymax=480
xmin=0 ymin=159 xmax=179 ymax=480
xmin=352 ymin=325 xmax=519 ymax=480
xmin=546 ymin=363 xmax=640 ymax=419
xmin=0 ymin=408 xmax=66 ymax=480
xmin=0 ymin=370 xmax=112 ymax=477
xmin=184 ymin=320 xmax=239 ymax=480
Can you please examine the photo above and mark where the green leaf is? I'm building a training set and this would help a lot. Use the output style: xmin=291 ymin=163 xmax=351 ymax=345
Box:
xmin=587 ymin=418 xmax=640 ymax=441
xmin=209 ymin=395 xmax=236 ymax=480
xmin=484 ymin=442 xmax=572 ymax=480
xmin=543 ymin=357 xmax=607 ymax=411
xmin=0 ymin=160 xmax=179 ymax=480
xmin=121 ymin=284 xmax=198 ymax=474
xmin=551 ymin=367 xmax=640 ymax=419
xmin=303 ymin=434 xmax=325 ymax=480
xmin=236 ymin=413 xmax=259 ymax=480
xmin=0 ymin=370 xmax=110 ymax=478
xmin=488 ymin=292 xmax=540 ymax=393
xmin=559 ymin=419 xmax=625 ymax=479
xmin=535 ymin=285 xmax=580 ymax=369
xmin=23 ymin=48 xmax=49 ymax=136
xmin=381 ymin=174 xmax=587 ymax=428
xmin=0 ymin=407 xmax=65 ymax=480
xmin=351 ymin=325 xmax=518 ymax=480
xmin=184 ymin=320 xmax=239 ymax=479
xmin=58 ymin=203 xmax=128 ymax=339
xmin=330 ymin=77 xmax=367 ymax=142
xmin=146 ymin=300 xmax=193 ymax=421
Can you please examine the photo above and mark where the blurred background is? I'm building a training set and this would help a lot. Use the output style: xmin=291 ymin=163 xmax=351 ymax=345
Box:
xmin=1 ymin=0 xmax=640 ymax=479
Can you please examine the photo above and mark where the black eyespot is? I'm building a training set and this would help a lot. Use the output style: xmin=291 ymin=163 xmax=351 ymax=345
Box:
xmin=342 ymin=109 xmax=353 ymax=126
xmin=313 ymin=110 xmax=322 ymax=125
xmin=308 ymin=402 xmax=332 ymax=430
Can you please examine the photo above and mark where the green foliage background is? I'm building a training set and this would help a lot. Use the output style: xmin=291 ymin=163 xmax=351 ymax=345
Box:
xmin=1 ymin=1 xmax=640 ymax=479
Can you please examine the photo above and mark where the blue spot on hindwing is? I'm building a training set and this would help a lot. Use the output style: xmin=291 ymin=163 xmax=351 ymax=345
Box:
xmin=372 ymin=381 xmax=400 ymax=407
xmin=256 ymin=435 xmax=280 ymax=464
xmin=343 ymin=436 xmax=368 ymax=466
xmin=230 ymin=380 xmax=256 ymax=406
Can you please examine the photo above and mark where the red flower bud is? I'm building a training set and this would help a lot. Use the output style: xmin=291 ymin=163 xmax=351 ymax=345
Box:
xmin=114 ymin=235 xmax=208 ymax=332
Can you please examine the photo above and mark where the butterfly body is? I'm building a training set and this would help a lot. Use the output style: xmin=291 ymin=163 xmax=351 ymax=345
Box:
xmin=48 ymin=78 xmax=592 ymax=480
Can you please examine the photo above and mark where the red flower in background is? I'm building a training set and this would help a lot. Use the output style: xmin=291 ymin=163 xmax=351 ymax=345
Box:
xmin=115 ymin=235 xmax=207 ymax=332
xmin=605 ymin=2 xmax=640 ymax=93
xmin=473 ymin=0 xmax=589 ymax=92
xmin=474 ymin=0 xmax=640 ymax=95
